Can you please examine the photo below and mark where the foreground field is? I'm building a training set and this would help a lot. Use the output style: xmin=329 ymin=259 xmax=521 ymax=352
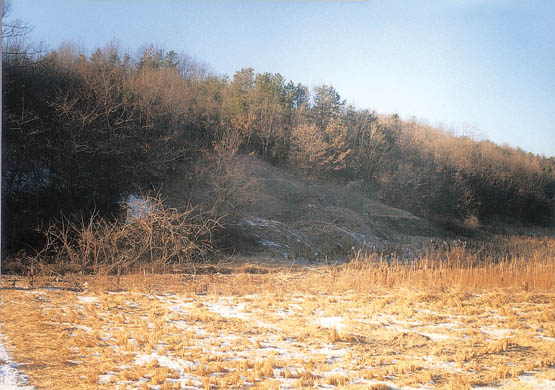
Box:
xmin=1 ymin=250 xmax=554 ymax=390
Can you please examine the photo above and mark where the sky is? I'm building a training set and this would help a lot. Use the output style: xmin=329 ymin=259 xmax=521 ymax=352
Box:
xmin=8 ymin=0 xmax=555 ymax=157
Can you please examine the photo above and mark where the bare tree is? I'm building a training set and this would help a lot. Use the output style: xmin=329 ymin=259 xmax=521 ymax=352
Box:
xmin=2 ymin=0 xmax=44 ymax=67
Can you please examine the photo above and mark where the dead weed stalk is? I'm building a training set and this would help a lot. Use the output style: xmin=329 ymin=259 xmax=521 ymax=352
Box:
xmin=335 ymin=242 xmax=555 ymax=291
xmin=31 ymin=195 xmax=220 ymax=275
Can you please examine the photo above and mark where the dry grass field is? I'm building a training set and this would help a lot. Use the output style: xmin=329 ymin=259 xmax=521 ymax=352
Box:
xmin=1 ymin=237 xmax=554 ymax=390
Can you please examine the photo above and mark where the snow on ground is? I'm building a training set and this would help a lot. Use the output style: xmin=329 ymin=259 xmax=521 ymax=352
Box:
xmin=480 ymin=326 xmax=514 ymax=338
xmin=204 ymin=298 xmax=251 ymax=321
xmin=316 ymin=316 xmax=346 ymax=330
xmin=516 ymin=374 xmax=555 ymax=390
xmin=77 ymin=296 xmax=99 ymax=304
xmin=0 ymin=337 xmax=33 ymax=390
xmin=2 ymin=286 xmax=554 ymax=389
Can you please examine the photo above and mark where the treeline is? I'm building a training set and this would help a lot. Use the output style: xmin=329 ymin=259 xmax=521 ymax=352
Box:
xmin=3 ymin=43 xmax=554 ymax=254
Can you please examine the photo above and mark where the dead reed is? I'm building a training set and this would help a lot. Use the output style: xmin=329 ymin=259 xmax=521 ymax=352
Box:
xmin=319 ymin=236 xmax=555 ymax=293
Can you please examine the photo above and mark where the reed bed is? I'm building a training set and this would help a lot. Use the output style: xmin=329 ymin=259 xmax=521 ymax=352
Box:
xmin=331 ymin=247 xmax=555 ymax=292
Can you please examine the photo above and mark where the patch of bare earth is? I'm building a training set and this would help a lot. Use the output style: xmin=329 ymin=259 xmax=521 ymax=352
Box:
xmin=166 ymin=155 xmax=444 ymax=263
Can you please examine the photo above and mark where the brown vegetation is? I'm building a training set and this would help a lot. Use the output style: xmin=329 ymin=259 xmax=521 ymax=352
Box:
xmin=3 ymin=195 xmax=219 ymax=276
xmin=2 ymin=8 xmax=554 ymax=390
xmin=3 ymin=37 xmax=553 ymax=258
xmin=1 ymin=237 xmax=554 ymax=389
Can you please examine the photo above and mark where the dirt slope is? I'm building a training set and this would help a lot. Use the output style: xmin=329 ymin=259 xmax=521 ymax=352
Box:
xmin=166 ymin=155 xmax=446 ymax=263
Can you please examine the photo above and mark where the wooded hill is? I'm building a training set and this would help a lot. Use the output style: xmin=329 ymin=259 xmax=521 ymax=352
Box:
xmin=3 ymin=44 xmax=554 ymax=255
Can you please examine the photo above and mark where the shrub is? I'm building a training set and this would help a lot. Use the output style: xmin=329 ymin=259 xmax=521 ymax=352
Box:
xmin=30 ymin=195 xmax=220 ymax=274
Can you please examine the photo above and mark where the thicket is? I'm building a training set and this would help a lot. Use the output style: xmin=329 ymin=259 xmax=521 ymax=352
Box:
xmin=3 ymin=40 xmax=554 ymax=257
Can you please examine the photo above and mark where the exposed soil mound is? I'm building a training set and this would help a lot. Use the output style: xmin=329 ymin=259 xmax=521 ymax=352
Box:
xmin=165 ymin=155 xmax=446 ymax=263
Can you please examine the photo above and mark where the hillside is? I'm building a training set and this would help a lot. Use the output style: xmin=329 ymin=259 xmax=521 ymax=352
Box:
xmin=3 ymin=46 xmax=553 ymax=257
xmin=165 ymin=155 xmax=446 ymax=264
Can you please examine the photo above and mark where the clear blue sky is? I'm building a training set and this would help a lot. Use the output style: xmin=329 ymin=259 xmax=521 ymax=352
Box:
xmin=10 ymin=0 xmax=555 ymax=156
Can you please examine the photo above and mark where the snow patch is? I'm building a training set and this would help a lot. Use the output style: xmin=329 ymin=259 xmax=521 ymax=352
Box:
xmin=0 ymin=338 xmax=34 ymax=390
xmin=422 ymin=355 xmax=462 ymax=373
xmin=77 ymin=296 xmax=99 ymax=304
xmin=317 ymin=316 xmax=346 ymax=330
xmin=134 ymin=353 xmax=196 ymax=372
xmin=261 ymin=240 xmax=286 ymax=248
xmin=480 ymin=326 xmax=513 ymax=338
xmin=517 ymin=374 xmax=555 ymax=390
xmin=335 ymin=226 xmax=374 ymax=246
xmin=243 ymin=217 xmax=314 ymax=249
xmin=205 ymin=299 xmax=251 ymax=321
xmin=122 ymin=194 xmax=153 ymax=220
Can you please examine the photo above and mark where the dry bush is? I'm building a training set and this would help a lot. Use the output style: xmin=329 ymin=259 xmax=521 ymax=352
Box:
xmin=180 ymin=127 xmax=262 ymax=255
xmin=31 ymin=195 xmax=219 ymax=275
xmin=191 ymin=127 xmax=259 ymax=220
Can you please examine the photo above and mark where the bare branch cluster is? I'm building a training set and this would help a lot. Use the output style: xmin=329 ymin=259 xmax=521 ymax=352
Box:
xmin=29 ymin=195 xmax=220 ymax=275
